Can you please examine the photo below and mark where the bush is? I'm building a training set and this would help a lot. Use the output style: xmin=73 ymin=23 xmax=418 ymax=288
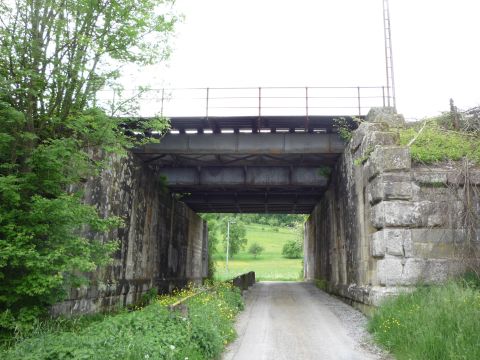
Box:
xmin=368 ymin=278 xmax=480 ymax=360
xmin=282 ymin=239 xmax=303 ymax=259
xmin=248 ymin=242 xmax=264 ymax=259
xmin=1 ymin=282 xmax=243 ymax=360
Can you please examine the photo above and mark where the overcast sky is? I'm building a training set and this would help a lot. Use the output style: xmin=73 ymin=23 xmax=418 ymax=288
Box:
xmin=123 ymin=0 xmax=480 ymax=120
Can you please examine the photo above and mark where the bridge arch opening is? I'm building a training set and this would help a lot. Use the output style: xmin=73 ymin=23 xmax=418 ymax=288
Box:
xmin=134 ymin=114 xmax=357 ymax=283
xmin=201 ymin=213 xmax=306 ymax=282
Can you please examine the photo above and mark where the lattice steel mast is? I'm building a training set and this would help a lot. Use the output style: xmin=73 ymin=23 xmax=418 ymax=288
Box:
xmin=383 ymin=0 xmax=396 ymax=109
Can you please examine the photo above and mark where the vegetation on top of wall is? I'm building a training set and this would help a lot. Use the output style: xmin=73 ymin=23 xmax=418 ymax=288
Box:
xmin=333 ymin=117 xmax=362 ymax=142
xmin=399 ymin=110 xmax=480 ymax=165
xmin=368 ymin=275 xmax=480 ymax=360
xmin=1 ymin=282 xmax=244 ymax=360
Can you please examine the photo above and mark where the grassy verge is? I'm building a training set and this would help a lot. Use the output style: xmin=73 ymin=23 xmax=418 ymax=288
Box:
xmin=213 ymin=223 xmax=303 ymax=281
xmin=1 ymin=282 xmax=243 ymax=360
xmin=368 ymin=277 xmax=480 ymax=360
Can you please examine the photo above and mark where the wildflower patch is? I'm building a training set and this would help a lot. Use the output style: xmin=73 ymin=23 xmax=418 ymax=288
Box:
xmin=1 ymin=282 xmax=244 ymax=360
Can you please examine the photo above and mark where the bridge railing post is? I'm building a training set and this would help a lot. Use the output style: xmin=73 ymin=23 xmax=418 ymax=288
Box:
xmin=206 ymin=87 xmax=210 ymax=120
xmin=357 ymin=86 xmax=361 ymax=116
xmin=258 ymin=87 xmax=262 ymax=118
xmin=160 ymin=88 xmax=165 ymax=117
xmin=305 ymin=86 xmax=309 ymax=131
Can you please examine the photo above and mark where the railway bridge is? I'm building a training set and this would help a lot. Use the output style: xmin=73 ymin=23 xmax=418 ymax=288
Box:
xmin=132 ymin=86 xmax=384 ymax=213
xmin=53 ymin=87 xmax=478 ymax=317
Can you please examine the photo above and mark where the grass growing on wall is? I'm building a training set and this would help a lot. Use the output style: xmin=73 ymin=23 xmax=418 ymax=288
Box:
xmin=368 ymin=276 xmax=480 ymax=360
xmin=1 ymin=282 xmax=243 ymax=360
xmin=399 ymin=121 xmax=480 ymax=164
xmin=214 ymin=223 xmax=303 ymax=281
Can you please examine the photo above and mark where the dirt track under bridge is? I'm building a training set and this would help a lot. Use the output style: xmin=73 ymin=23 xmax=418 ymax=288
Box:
xmin=223 ymin=282 xmax=386 ymax=360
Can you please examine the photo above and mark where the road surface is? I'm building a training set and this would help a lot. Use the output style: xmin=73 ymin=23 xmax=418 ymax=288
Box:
xmin=223 ymin=282 xmax=381 ymax=360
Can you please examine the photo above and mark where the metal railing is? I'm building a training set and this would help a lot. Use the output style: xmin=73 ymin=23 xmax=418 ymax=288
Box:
xmin=97 ymin=86 xmax=391 ymax=117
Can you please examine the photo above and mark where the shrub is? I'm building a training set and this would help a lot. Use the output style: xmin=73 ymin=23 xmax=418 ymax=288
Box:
xmin=248 ymin=242 xmax=264 ymax=259
xmin=282 ymin=239 xmax=303 ymax=259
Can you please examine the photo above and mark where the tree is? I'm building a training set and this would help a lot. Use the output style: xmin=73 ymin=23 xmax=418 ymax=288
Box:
xmin=281 ymin=240 xmax=303 ymax=259
xmin=248 ymin=242 xmax=264 ymax=259
xmin=201 ymin=213 xmax=220 ymax=279
xmin=222 ymin=220 xmax=247 ymax=258
xmin=0 ymin=0 xmax=176 ymax=331
xmin=281 ymin=223 xmax=304 ymax=259
xmin=0 ymin=0 xmax=177 ymax=124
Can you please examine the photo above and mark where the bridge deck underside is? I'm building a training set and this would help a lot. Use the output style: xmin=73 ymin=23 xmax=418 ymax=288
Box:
xmin=135 ymin=116 xmax=350 ymax=213
xmin=167 ymin=115 xmax=359 ymax=134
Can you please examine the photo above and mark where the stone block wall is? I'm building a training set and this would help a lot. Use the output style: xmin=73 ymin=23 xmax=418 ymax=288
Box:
xmin=305 ymin=108 xmax=480 ymax=307
xmin=52 ymin=153 xmax=208 ymax=315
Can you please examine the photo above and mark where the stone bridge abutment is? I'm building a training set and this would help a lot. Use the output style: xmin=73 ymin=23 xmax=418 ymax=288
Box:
xmin=52 ymin=153 xmax=208 ymax=315
xmin=304 ymin=109 xmax=480 ymax=309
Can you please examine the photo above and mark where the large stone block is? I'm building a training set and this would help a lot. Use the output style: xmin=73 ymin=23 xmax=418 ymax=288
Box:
xmin=369 ymin=286 xmax=405 ymax=306
xmin=368 ymin=174 xmax=413 ymax=204
xmin=377 ymin=257 xmax=426 ymax=286
xmin=371 ymin=231 xmax=385 ymax=258
xmin=371 ymin=229 xmax=413 ymax=258
xmin=350 ymin=122 xmax=389 ymax=153
xmin=411 ymin=184 xmax=460 ymax=203
xmin=368 ymin=146 xmax=411 ymax=179
xmin=371 ymin=201 xmax=422 ymax=228
xmin=366 ymin=107 xmax=406 ymax=127
xmin=413 ymin=170 xmax=448 ymax=186
xmin=423 ymin=259 xmax=464 ymax=283
xmin=359 ymin=131 xmax=399 ymax=157
xmin=371 ymin=201 xmax=450 ymax=229
xmin=411 ymin=228 xmax=466 ymax=258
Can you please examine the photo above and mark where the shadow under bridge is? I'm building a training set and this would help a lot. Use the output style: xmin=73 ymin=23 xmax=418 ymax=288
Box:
xmin=134 ymin=115 xmax=357 ymax=213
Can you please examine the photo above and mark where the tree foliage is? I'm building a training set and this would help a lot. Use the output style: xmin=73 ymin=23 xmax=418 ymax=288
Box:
xmin=222 ymin=220 xmax=247 ymax=259
xmin=238 ymin=214 xmax=306 ymax=228
xmin=200 ymin=213 xmax=220 ymax=279
xmin=281 ymin=223 xmax=304 ymax=259
xmin=0 ymin=0 xmax=176 ymax=123
xmin=248 ymin=242 xmax=264 ymax=259
xmin=0 ymin=0 xmax=176 ymax=331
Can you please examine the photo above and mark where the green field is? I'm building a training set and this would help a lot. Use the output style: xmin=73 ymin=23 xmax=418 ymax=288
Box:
xmin=213 ymin=223 xmax=303 ymax=281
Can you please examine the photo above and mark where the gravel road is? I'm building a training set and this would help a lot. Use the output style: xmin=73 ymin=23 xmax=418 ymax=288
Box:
xmin=223 ymin=282 xmax=389 ymax=360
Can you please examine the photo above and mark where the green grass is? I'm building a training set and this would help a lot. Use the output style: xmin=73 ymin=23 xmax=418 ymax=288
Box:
xmin=213 ymin=223 xmax=303 ymax=281
xmin=1 ymin=282 xmax=243 ymax=360
xmin=368 ymin=278 xmax=480 ymax=360
xmin=399 ymin=121 xmax=480 ymax=164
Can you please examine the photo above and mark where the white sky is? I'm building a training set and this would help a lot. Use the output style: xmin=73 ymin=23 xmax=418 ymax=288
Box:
xmin=123 ymin=0 xmax=480 ymax=120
